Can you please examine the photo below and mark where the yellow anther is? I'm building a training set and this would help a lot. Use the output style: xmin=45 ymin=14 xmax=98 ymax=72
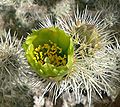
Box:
xmin=44 ymin=52 xmax=47 ymax=56
xmin=33 ymin=57 xmax=36 ymax=60
xmin=36 ymin=54 xmax=39 ymax=60
xmin=57 ymin=47 xmax=62 ymax=53
xmin=38 ymin=60 xmax=44 ymax=65
xmin=53 ymin=43 xmax=57 ymax=47
xmin=35 ymin=46 xmax=40 ymax=52
xmin=43 ymin=44 xmax=50 ymax=49
xmin=34 ymin=51 xmax=38 ymax=55
xmin=50 ymin=50 xmax=56 ymax=55
xmin=40 ymin=52 xmax=43 ymax=60
xmin=49 ymin=40 xmax=54 ymax=45
xmin=59 ymin=56 xmax=62 ymax=60
xmin=64 ymin=55 xmax=66 ymax=58
xmin=51 ymin=45 xmax=55 ymax=50
xmin=56 ymin=58 xmax=60 ymax=66
xmin=38 ymin=45 xmax=41 ymax=50
xmin=62 ymin=59 xmax=66 ymax=66
xmin=35 ymin=48 xmax=38 ymax=51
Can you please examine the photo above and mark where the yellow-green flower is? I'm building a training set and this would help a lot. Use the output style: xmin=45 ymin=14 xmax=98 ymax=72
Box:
xmin=23 ymin=27 xmax=74 ymax=81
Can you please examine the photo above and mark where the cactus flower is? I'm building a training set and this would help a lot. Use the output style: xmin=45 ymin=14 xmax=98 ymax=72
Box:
xmin=23 ymin=27 xmax=74 ymax=81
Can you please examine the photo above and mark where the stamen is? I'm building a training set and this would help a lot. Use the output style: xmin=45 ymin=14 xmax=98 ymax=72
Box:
xmin=33 ymin=40 xmax=67 ymax=66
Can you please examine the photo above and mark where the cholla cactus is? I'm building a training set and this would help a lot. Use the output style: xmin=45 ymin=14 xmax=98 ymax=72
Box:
xmin=0 ymin=0 xmax=14 ymax=5
xmin=0 ymin=0 xmax=34 ymax=5
xmin=108 ymin=37 xmax=120 ymax=71
xmin=0 ymin=30 xmax=23 ymax=93
xmin=22 ymin=6 xmax=120 ymax=107
xmin=0 ymin=30 xmax=34 ymax=107
xmin=0 ymin=85 xmax=34 ymax=107
xmin=58 ymin=6 xmax=120 ymax=105
xmin=50 ymin=0 xmax=75 ymax=17
xmin=15 ymin=1 xmax=47 ymax=28
xmin=95 ymin=0 xmax=119 ymax=27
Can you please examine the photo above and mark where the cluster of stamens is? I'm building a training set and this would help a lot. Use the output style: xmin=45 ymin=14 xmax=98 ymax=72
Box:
xmin=33 ymin=40 xmax=67 ymax=66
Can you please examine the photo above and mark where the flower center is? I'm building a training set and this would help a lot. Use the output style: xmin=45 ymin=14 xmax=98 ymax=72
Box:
xmin=33 ymin=40 xmax=67 ymax=66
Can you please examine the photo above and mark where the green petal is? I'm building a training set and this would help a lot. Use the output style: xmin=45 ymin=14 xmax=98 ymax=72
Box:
xmin=26 ymin=44 xmax=36 ymax=69
xmin=30 ymin=27 xmax=70 ymax=54
xmin=67 ymin=38 xmax=74 ymax=67
xmin=37 ymin=63 xmax=68 ymax=81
